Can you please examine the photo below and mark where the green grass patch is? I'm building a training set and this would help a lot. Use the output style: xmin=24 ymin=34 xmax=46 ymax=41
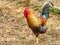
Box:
xmin=18 ymin=36 xmax=25 ymax=40
xmin=9 ymin=0 xmax=15 ymax=2
xmin=33 ymin=6 xmax=60 ymax=15
xmin=17 ymin=0 xmax=22 ymax=4
xmin=49 ymin=7 xmax=60 ymax=14
xmin=34 ymin=6 xmax=42 ymax=12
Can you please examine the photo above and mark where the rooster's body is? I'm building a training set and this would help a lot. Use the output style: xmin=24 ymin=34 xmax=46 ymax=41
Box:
xmin=27 ymin=12 xmax=47 ymax=36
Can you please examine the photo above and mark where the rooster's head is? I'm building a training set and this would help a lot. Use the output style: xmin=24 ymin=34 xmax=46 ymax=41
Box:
xmin=24 ymin=7 xmax=30 ymax=18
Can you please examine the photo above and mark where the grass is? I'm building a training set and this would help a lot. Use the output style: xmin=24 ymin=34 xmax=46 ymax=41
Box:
xmin=0 ymin=9 xmax=3 ymax=16
xmin=17 ymin=0 xmax=22 ymax=4
xmin=25 ymin=0 xmax=31 ymax=6
xmin=17 ymin=17 xmax=27 ymax=26
xmin=34 ymin=6 xmax=42 ymax=12
xmin=33 ymin=5 xmax=60 ymax=15
xmin=0 ymin=16 xmax=3 ymax=23
xmin=47 ymin=24 xmax=59 ymax=40
xmin=9 ymin=0 xmax=15 ymax=2
xmin=0 ymin=9 xmax=3 ymax=23
xmin=18 ymin=36 xmax=24 ymax=40
xmin=49 ymin=7 xmax=60 ymax=14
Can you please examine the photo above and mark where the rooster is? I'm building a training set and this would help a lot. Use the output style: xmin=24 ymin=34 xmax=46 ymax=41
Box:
xmin=23 ymin=0 xmax=54 ymax=44
xmin=23 ymin=8 xmax=47 ymax=43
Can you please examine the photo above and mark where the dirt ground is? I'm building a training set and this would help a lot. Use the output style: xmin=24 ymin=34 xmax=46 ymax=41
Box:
xmin=0 ymin=0 xmax=60 ymax=45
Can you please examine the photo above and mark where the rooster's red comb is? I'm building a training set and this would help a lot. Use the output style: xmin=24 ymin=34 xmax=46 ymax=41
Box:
xmin=24 ymin=7 xmax=29 ymax=18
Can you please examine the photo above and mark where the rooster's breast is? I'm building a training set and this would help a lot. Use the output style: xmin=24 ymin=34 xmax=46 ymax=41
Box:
xmin=27 ymin=15 xmax=39 ymax=27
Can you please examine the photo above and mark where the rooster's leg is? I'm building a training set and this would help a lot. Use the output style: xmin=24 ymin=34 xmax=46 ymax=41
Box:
xmin=35 ymin=34 xmax=39 ymax=44
xmin=36 ymin=37 xmax=38 ymax=44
